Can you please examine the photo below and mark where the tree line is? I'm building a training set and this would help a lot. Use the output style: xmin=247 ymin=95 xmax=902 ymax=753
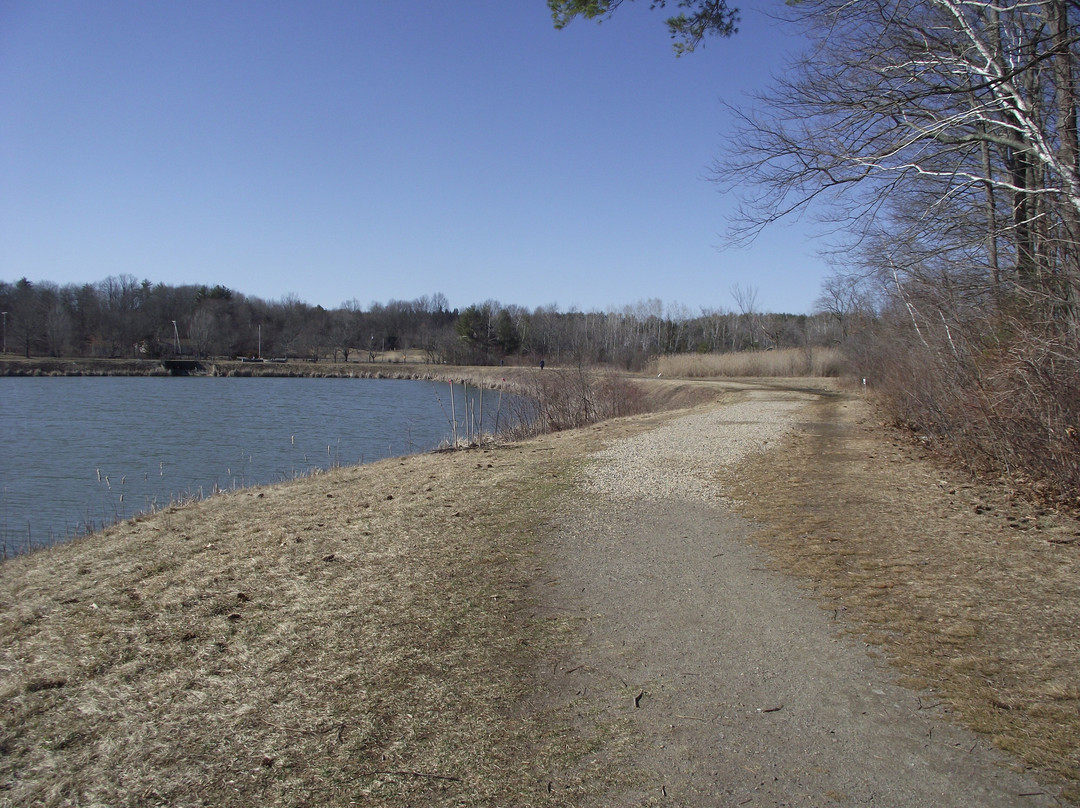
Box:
xmin=0 ymin=275 xmax=845 ymax=369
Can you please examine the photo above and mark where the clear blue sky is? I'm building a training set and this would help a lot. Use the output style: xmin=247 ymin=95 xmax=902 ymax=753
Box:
xmin=1 ymin=1 xmax=830 ymax=315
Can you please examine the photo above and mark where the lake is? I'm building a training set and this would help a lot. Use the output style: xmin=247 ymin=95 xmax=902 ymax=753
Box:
xmin=0 ymin=376 xmax=520 ymax=555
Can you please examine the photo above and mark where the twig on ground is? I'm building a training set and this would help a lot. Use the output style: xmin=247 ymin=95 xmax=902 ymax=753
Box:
xmin=357 ymin=770 xmax=463 ymax=783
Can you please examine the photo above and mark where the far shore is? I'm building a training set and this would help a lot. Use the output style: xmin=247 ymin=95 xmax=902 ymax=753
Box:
xmin=0 ymin=354 xmax=729 ymax=422
xmin=0 ymin=354 xmax=543 ymax=382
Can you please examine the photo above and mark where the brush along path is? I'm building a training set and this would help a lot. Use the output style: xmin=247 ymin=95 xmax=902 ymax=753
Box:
xmin=1 ymin=379 xmax=1075 ymax=806
xmin=536 ymin=383 xmax=1066 ymax=806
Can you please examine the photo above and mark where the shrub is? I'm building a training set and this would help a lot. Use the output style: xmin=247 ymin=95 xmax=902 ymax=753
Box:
xmin=504 ymin=367 xmax=648 ymax=437
xmin=848 ymin=307 xmax=1080 ymax=509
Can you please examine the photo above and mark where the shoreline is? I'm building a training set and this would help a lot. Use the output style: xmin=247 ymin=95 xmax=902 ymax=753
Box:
xmin=0 ymin=364 xmax=546 ymax=560
xmin=1 ymin=380 xmax=1077 ymax=804
xmin=1 ymin=367 xmax=716 ymax=560
xmin=0 ymin=356 xmax=535 ymax=382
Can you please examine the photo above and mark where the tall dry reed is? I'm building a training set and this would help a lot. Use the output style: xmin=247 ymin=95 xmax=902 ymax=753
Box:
xmin=652 ymin=347 xmax=846 ymax=378
xmin=503 ymin=367 xmax=647 ymax=438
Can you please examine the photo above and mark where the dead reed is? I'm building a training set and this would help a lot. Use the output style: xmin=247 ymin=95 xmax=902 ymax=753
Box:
xmin=501 ymin=366 xmax=648 ymax=437
xmin=652 ymin=347 xmax=846 ymax=378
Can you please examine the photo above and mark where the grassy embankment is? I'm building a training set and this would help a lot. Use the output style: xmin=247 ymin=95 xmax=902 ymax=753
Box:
xmin=1 ymin=436 xmax=581 ymax=805
xmin=0 ymin=366 xmax=719 ymax=806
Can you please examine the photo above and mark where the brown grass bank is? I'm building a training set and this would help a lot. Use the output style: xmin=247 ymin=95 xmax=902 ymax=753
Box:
xmin=1 ymin=442 xmax=573 ymax=805
xmin=0 ymin=380 xmax=720 ymax=806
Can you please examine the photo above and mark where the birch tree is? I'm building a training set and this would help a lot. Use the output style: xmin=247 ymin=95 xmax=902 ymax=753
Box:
xmin=721 ymin=0 xmax=1080 ymax=324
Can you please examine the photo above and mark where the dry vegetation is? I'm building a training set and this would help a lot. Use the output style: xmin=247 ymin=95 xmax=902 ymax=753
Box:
xmin=0 ymin=376 xmax=714 ymax=807
xmin=0 ymin=440 xmax=595 ymax=807
xmin=3 ymin=375 xmax=1078 ymax=804
xmin=720 ymin=392 xmax=1080 ymax=802
xmin=652 ymin=346 xmax=846 ymax=378
xmin=851 ymin=317 xmax=1080 ymax=512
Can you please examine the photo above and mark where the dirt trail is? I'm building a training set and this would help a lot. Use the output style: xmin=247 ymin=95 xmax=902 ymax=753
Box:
xmin=535 ymin=385 xmax=1059 ymax=806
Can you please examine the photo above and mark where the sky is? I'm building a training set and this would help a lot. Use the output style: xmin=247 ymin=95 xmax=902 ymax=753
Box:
xmin=0 ymin=1 xmax=832 ymax=315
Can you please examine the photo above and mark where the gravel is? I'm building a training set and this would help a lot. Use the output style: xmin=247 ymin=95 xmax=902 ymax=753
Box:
xmin=583 ymin=392 xmax=805 ymax=504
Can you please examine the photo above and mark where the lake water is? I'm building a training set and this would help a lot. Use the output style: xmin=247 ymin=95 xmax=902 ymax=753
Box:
xmin=0 ymin=377 xmax=520 ymax=555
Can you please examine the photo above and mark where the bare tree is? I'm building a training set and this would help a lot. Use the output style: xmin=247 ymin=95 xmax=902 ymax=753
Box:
xmin=815 ymin=272 xmax=877 ymax=342
xmin=721 ymin=0 xmax=1080 ymax=324
xmin=729 ymin=283 xmax=760 ymax=349
xmin=44 ymin=301 xmax=73 ymax=357
xmin=717 ymin=0 xmax=1080 ymax=498
xmin=188 ymin=307 xmax=217 ymax=359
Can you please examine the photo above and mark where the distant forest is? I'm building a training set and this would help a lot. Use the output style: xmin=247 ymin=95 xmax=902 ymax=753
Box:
xmin=0 ymin=276 xmax=845 ymax=369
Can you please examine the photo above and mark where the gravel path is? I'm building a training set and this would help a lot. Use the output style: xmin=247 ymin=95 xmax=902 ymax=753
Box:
xmin=583 ymin=393 xmax=804 ymax=505
xmin=537 ymin=387 xmax=1057 ymax=806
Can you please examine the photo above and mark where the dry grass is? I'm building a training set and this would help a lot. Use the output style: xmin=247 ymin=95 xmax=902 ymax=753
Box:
xmin=0 ymin=380 xmax=716 ymax=807
xmin=0 ymin=439 xmax=589 ymax=806
xmin=652 ymin=347 xmax=846 ymax=378
xmin=501 ymin=367 xmax=650 ymax=437
xmin=720 ymin=392 xmax=1080 ymax=801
